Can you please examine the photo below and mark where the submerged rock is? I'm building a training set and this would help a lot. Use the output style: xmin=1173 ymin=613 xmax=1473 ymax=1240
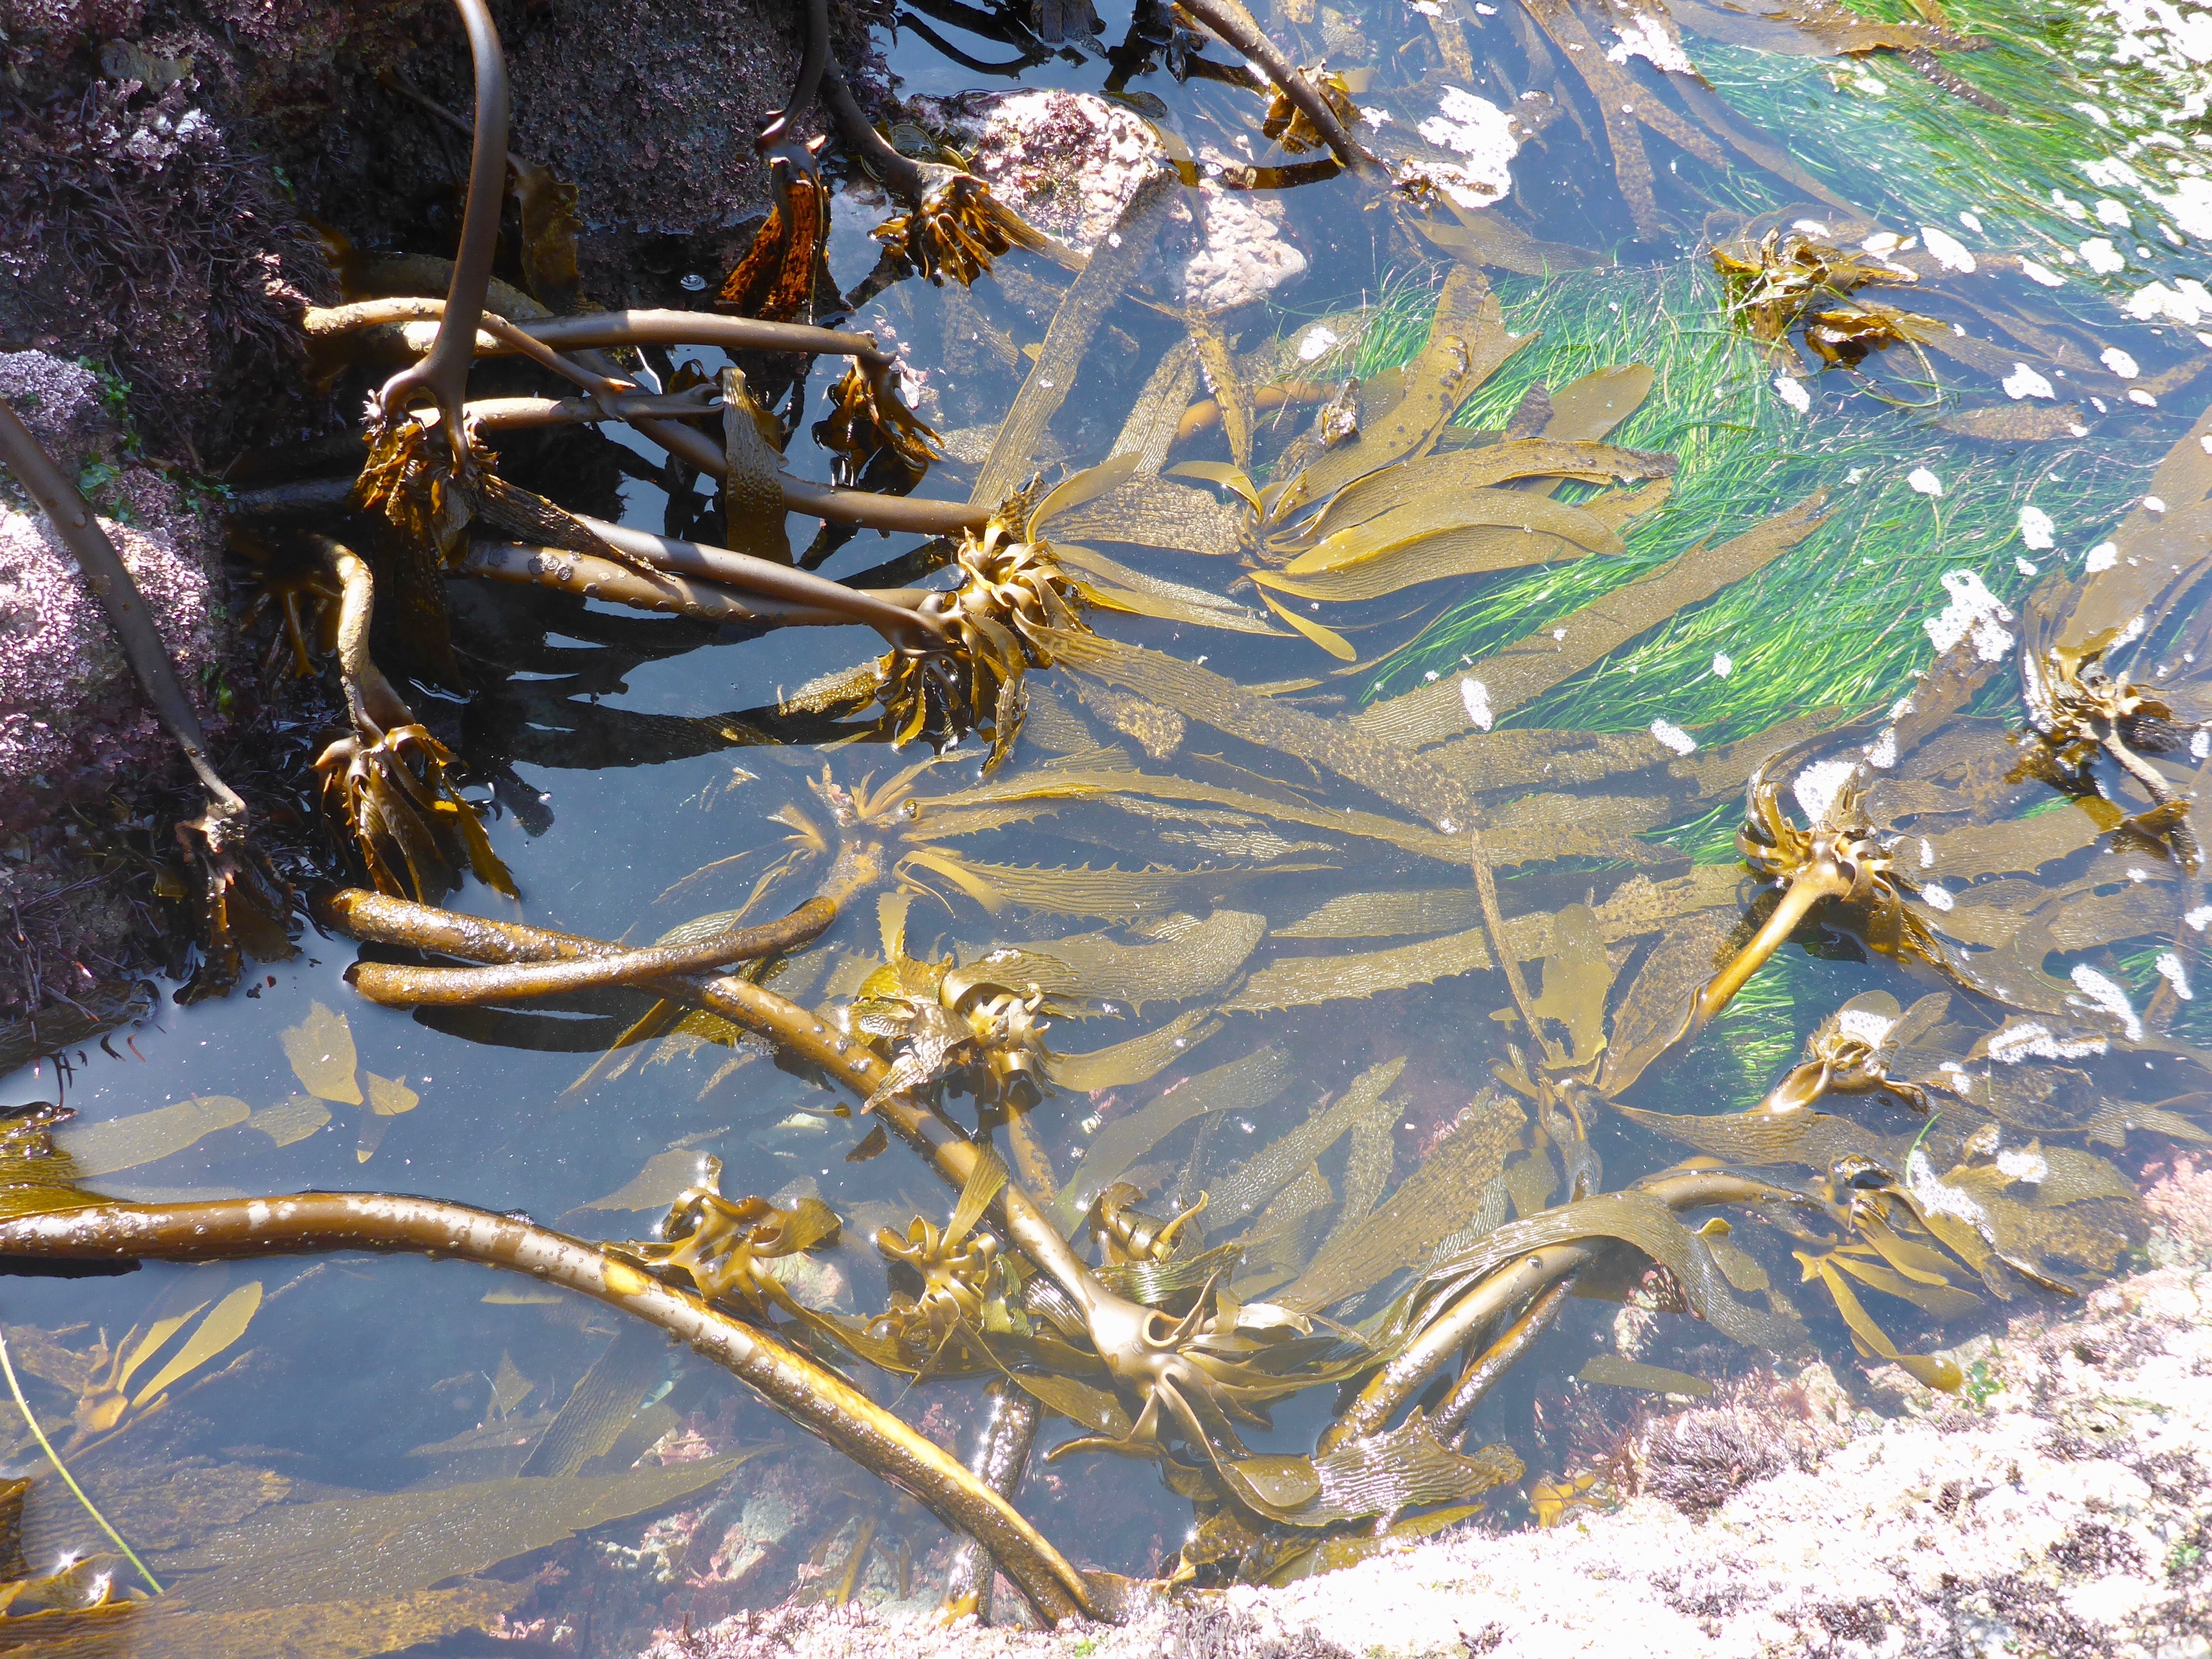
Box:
xmin=930 ymin=88 xmax=1310 ymax=313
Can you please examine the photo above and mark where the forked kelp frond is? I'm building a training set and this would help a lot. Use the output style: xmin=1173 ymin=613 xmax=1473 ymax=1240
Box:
xmin=616 ymin=1161 xmax=842 ymax=1319
xmin=877 ymin=500 xmax=1089 ymax=773
xmin=1711 ymin=226 xmax=1915 ymax=349
xmin=817 ymin=363 xmax=943 ymax=491
xmin=2020 ymin=623 xmax=2204 ymax=871
xmin=316 ymin=724 xmax=515 ymax=905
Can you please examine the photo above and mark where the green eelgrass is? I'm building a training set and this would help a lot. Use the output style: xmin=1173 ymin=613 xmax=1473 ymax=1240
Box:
xmin=0 ymin=1325 xmax=163 ymax=1595
xmin=1356 ymin=254 xmax=2162 ymax=749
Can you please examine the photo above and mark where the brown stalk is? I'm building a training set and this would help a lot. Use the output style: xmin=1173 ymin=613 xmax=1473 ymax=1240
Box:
xmin=939 ymin=1381 xmax=1043 ymax=1623
xmin=348 ymin=895 xmax=835 ymax=1003
xmin=758 ymin=0 xmax=830 ymax=150
xmin=306 ymin=300 xmax=633 ymax=406
xmin=1689 ymin=865 xmax=1852 ymax=1034
xmin=461 ymin=541 xmax=929 ymax=630
xmin=821 ymin=70 xmax=930 ymax=201
xmin=0 ymin=1192 xmax=1092 ymax=1624
xmin=313 ymin=536 xmax=414 ymax=737
xmin=510 ymin=304 xmax=886 ymax=370
xmin=1429 ymin=1273 xmax=1576 ymax=1443
xmin=227 ymin=467 xmax=985 ymax=538
xmin=312 ymin=300 xmax=891 ymax=372
xmin=569 ymin=514 xmax=949 ymax=648
xmin=467 ymin=391 xmax=722 ymax=430
xmin=372 ymin=0 xmax=511 ymax=463
xmin=1321 ymin=1168 xmax=1806 ymax=1451
xmin=315 ymin=892 xmax=1115 ymax=1374
xmin=1176 ymin=0 xmax=1382 ymax=178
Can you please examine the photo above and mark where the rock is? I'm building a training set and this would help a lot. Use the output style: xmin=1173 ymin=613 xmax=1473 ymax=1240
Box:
xmin=0 ymin=352 xmax=228 ymax=837
xmin=931 ymin=88 xmax=1310 ymax=313
xmin=0 ymin=349 xmax=233 ymax=1036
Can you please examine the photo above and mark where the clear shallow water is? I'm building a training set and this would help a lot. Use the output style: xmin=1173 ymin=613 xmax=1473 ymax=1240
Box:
xmin=7 ymin=0 xmax=2212 ymax=1650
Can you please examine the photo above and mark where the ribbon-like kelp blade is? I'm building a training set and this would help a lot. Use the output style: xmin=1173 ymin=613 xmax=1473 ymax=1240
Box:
xmin=127 ymin=1282 xmax=263 ymax=1409
xmin=1301 ymin=439 xmax=1677 ymax=546
xmin=1256 ymin=481 xmax=1669 ymax=605
xmin=1049 ymin=478 xmax=1251 ymax=557
xmin=1048 ymin=632 xmax=1478 ymax=830
xmin=1578 ymin=1356 xmax=1713 ymax=1396
xmin=1279 ymin=1092 xmax=1523 ymax=1313
xmin=1286 ymin=489 xmax=1629 ymax=576
xmin=517 ymin=1320 xmax=667 ymax=1478
xmin=1270 ymin=266 xmax=1530 ymax=523
xmin=946 ymin=1142 xmax=1010 ymax=1249
xmin=970 ymin=168 xmax=1177 ymax=509
xmin=1404 ymin=1187 xmax=1810 ymax=1357
xmin=984 ymin=909 xmax=1268 ymax=1010
xmin=162 ymin=1456 xmax=756 ymax=1609
xmin=1053 ymin=1009 xmax=1225 ymax=1092
xmin=55 ymin=1095 xmax=253 ymax=1178
xmin=1061 ymin=1047 xmax=1294 ymax=1213
xmin=899 ymin=847 xmax=1259 ymax=921
xmin=1222 ymin=1416 xmax=1523 ymax=1527
xmin=1211 ymin=1056 xmax=1406 ymax=1225
xmin=1354 ymin=492 xmax=1835 ymax=747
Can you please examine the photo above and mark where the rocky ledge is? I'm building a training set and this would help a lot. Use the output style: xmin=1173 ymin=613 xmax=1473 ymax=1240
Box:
xmin=641 ymin=1156 xmax=2212 ymax=1659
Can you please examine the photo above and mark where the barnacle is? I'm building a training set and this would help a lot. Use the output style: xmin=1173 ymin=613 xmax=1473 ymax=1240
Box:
xmin=875 ymin=165 xmax=1049 ymax=288
xmin=314 ymin=724 xmax=517 ymax=904
xmin=875 ymin=499 xmax=1088 ymax=772
xmin=2022 ymin=633 xmax=2201 ymax=869
xmin=816 ymin=363 xmax=942 ymax=491
xmin=619 ymin=1164 xmax=841 ymax=1316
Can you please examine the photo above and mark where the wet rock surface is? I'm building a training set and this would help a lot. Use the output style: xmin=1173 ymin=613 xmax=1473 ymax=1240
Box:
xmin=637 ymin=1160 xmax=2212 ymax=1659
xmin=927 ymin=87 xmax=1311 ymax=313
xmin=0 ymin=349 xmax=233 ymax=1043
